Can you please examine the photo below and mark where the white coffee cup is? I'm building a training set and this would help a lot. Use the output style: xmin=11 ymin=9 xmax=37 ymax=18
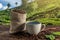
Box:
xmin=26 ymin=21 xmax=46 ymax=35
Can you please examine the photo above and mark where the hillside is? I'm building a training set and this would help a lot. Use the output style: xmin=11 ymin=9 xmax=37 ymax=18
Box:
xmin=0 ymin=0 xmax=60 ymax=25
xmin=0 ymin=10 xmax=10 ymax=25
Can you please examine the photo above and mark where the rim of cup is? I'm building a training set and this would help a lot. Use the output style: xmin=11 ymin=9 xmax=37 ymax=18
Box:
xmin=26 ymin=21 xmax=41 ymax=25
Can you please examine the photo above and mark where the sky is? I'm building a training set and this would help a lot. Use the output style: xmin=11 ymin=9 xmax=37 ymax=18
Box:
xmin=0 ymin=0 xmax=34 ymax=10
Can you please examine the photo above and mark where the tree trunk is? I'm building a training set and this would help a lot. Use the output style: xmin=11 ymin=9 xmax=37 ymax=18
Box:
xmin=21 ymin=0 xmax=28 ymax=10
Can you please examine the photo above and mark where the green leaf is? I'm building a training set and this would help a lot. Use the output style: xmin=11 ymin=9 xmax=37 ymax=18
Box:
xmin=45 ymin=35 xmax=55 ymax=40
xmin=52 ymin=32 xmax=60 ymax=35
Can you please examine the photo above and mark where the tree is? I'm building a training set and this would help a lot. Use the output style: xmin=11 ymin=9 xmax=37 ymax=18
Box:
xmin=15 ymin=2 xmax=18 ymax=6
xmin=15 ymin=2 xmax=18 ymax=9
xmin=7 ymin=3 xmax=11 ymax=9
xmin=30 ymin=1 xmax=38 ymax=11
xmin=7 ymin=3 xmax=11 ymax=11
xmin=21 ymin=0 xmax=28 ymax=10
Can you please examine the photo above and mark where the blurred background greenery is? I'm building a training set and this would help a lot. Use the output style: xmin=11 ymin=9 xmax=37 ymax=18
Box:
xmin=0 ymin=0 xmax=60 ymax=25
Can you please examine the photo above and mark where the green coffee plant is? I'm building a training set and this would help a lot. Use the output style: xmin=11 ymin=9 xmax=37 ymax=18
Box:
xmin=45 ymin=35 xmax=55 ymax=40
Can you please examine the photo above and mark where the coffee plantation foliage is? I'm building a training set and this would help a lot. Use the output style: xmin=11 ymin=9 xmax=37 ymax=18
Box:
xmin=0 ymin=0 xmax=60 ymax=25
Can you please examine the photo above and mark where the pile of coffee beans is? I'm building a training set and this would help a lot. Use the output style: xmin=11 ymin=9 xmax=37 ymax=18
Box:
xmin=12 ymin=9 xmax=26 ymax=14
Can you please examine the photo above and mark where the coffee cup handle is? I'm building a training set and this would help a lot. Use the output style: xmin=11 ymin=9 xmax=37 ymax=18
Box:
xmin=41 ymin=24 xmax=46 ymax=31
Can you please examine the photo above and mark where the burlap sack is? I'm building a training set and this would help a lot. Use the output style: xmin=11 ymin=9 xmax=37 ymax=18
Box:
xmin=9 ymin=9 xmax=26 ymax=33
